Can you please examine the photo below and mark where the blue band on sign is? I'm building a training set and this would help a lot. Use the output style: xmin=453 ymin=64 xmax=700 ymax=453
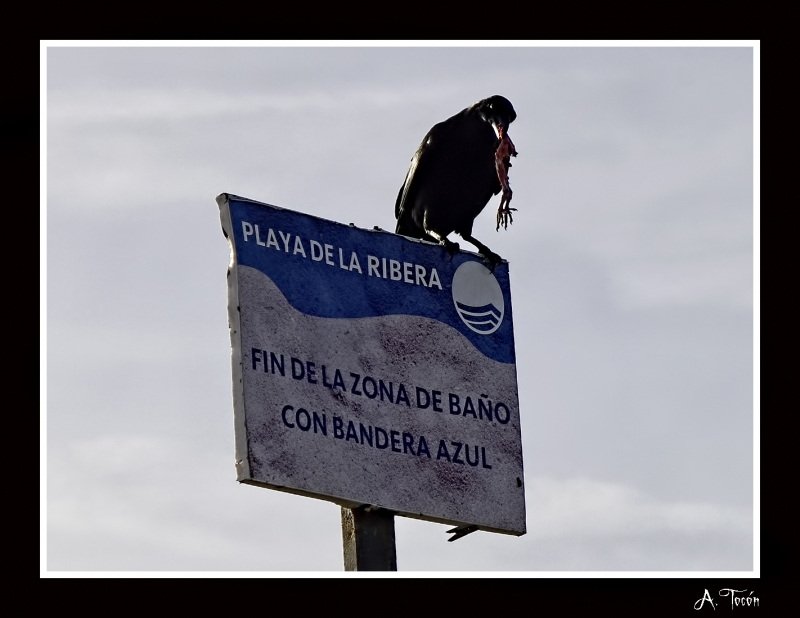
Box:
xmin=228 ymin=196 xmax=516 ymax=364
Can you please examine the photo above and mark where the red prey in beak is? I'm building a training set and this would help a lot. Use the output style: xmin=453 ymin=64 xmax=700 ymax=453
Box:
xmin=494 ymin=123 xmax=518 ymax=231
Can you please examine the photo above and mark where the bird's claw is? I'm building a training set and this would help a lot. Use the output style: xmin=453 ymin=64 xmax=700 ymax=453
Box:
xmin=482 ymin=250 xmax=503 ymax=273
xmin=442 ymin=238 xmax=460 ymax=258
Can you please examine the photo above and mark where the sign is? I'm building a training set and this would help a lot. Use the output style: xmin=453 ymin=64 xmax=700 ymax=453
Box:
xmin=218 ymin=193 xmax=526 ymax=535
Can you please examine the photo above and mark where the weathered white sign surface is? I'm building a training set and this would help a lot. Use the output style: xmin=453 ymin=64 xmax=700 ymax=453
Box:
xmin=218 ymin=193 xmax=526 ymax=535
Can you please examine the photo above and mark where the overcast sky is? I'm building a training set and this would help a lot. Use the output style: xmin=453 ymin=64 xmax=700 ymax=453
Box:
xmin=44 ymin=44 xmax=756 ymax=572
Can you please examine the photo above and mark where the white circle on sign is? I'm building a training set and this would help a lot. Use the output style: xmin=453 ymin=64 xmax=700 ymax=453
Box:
xmin=452 ymin=261 xmax=504 ymax=335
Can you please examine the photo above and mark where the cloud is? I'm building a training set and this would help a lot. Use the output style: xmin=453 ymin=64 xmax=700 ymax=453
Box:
xmin=47 ymin=434 xmax=344 ymax=571
xmin=609 ymin=253 xmax=753 ymax=310
xmin=47 ymin=436 xmax=752 ymax=572
xmin=396 ymin=475 xmax=752 ymax=571
xmin=525 ymin=476 xmax=750 ymax=540
xmin=47 ymin=86 xmax=458 ymax=126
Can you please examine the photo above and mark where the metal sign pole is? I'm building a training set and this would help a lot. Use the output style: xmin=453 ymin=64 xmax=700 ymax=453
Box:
xmin=341 ymin=506 xmax=397 ymax=571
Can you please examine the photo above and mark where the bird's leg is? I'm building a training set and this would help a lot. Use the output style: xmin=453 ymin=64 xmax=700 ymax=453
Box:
xmin=459 ymin=233 xmax=502 ymax=272
xmin=425 ymin=229 xmax=460 ymax=258
xmin=495 ymin=132 xmax=518 ymax=231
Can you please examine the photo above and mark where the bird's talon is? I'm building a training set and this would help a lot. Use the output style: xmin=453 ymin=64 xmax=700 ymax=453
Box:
xmin=482 ymin=251 xmax=502 ymax=272
xmin=442 ymin=239 xmax=460 ymax=257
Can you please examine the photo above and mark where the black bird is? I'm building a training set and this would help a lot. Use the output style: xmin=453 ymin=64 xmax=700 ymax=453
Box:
xmin=394 ymin=95 xmax=519 ymax=267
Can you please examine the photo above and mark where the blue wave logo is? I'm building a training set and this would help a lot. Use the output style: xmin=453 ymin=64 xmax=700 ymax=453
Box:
xmin=454 ymin=302 xmax=503 ymax=332
xmin=452 ymin=261 xmax=505 ymax=335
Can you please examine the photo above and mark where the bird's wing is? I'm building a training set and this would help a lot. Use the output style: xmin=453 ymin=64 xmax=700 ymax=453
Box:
xmin=394 ymin=123 xmax=443 ymax=224
xmin=394 ymin=153 xmax=418 ymax=221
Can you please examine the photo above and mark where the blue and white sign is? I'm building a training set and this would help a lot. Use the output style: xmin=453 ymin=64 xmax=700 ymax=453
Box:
xmin=218 ymin=193 xmax=526 ymax=536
